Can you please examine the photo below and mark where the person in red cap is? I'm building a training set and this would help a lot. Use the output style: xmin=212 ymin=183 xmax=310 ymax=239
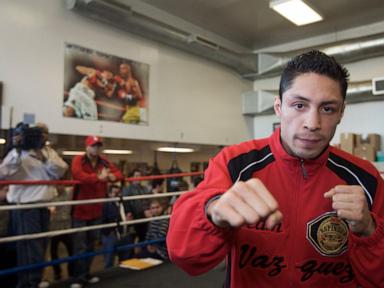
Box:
xmin=70 ymin=135 xmax=123 ymax=288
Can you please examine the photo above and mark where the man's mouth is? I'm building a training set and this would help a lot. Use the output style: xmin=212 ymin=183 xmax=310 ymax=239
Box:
xmin=298 ymin=137 xmax=321 ymax=142
xmin=296 ymin=136 xmax=323 ymax=146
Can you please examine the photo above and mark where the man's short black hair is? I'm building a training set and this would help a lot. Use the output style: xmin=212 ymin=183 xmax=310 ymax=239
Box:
xmin=109 ymin=184 xmax=121 ymax=193
xmin=130 ymin=168 xmax=142 ymax=177
xmin=279 ymin=50 xmax=350 ymax=101
xmin=151 ymin=178 xmax=164 ymax=189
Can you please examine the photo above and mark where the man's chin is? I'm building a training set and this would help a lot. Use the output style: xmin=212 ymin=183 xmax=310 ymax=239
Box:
xmin=293 ymin=149 xmax=322 ymax=160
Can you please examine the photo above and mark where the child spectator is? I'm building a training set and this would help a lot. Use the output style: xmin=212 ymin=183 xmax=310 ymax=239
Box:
xmin=150 ymin=179 xmax=171 ymax=214
xmin=142 ymin=198 xmax=169 ymax=260
xmin=101 ymin=184 xmax=124 ymax=268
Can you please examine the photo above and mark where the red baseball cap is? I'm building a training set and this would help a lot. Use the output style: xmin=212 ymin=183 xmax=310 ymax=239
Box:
xmin=85 ymin=136 xmax=103 ymax=146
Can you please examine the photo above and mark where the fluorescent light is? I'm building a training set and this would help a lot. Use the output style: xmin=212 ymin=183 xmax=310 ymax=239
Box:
xmin=157 ymin=147 xmax=194 ymax=153
xmin=62 ymin=151 xmax=84 ymax=156
xmin=103 ymin=149 xmax=133 ymax=155
xmin=270 ymin=0 xmax=322 ymax=26
xmin=0 ymin=138 xmax=6 ymax=145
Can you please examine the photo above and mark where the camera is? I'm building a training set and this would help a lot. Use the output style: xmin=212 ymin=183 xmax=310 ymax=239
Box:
xmin=14 ymin=123 xmax=44 ymax=150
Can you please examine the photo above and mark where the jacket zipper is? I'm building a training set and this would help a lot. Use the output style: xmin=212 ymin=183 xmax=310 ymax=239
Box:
xmin=290 ymin=160 xmax=307 ymax=287
xmin=300 ymin=159 xmax=308 ymax=179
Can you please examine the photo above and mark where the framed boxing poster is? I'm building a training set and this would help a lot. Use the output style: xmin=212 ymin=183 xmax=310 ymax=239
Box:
xmin=63 ymin=43 xmax=149 ymax=125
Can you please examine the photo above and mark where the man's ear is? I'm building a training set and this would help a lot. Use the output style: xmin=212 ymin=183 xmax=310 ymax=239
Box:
xmin=274 ymin=96 xmax=282 ymax=117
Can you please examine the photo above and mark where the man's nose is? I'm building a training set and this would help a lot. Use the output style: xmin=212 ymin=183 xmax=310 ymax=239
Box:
xmin=304 ymin=109 xmax=321 ymax=131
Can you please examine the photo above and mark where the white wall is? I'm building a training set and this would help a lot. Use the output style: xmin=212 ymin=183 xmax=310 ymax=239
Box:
xmin=0 ymin=0 xmax=252 ymax=146
xmin=334 ymin=51 xmax=384 ymax=150
xmin=253 ymin=51 xmax=384 ymax=150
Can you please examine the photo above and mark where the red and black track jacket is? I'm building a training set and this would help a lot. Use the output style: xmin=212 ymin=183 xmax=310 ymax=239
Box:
xmin=71 ymin=154 xmax=123 ymax=220
xmin=167 ymin=129 xmax=384 ymax=287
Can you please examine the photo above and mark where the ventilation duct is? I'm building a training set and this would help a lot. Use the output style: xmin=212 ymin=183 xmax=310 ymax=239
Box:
xmin=243 ymin=81 xmax=384 ymax=116
xmin=345 ymin=81 xmax=382 ymax=104
xmin=251 ymin=34 xmax=384 ymax=80
xmin=65 ymin=0 xmax=258 ymax=76
xmin=67 ymin=0 xmax=384 ymax=83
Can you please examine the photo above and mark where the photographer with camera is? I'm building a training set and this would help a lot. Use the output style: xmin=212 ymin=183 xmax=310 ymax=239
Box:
xmin=0 ymin=122 xmax=68 ymax=288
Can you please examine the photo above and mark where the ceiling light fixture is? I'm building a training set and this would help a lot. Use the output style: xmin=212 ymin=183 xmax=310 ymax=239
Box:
xmin=269 ymin=0 xmax=323 ymax=26
xmin=157 ymin=147 xmax=194 ymax=153
xmin=0 ymin=138 xmax=6 ymax=145
xmin=62 ymin=151 xmax=84 ymax=156
xmin=103 ymin=149 xmax=133 ymax=155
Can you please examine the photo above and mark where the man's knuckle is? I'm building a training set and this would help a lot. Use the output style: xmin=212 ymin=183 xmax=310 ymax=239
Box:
xmin=358 ymin=194 xmax=365 ymax=202
xmin=251 ymin=212 xmax=261 ymax=223
xmin=230 ymin=217 xmax=244 ymax=228
xmin=235 ymin=181 xmax=246 ymax=189
xmin=269 ymin=202 xmax=278 ymax=211
xmin=248 ymin=178 xmax=260 ymax=185
xmin=258 ymin=206 xmax=271 ymax=218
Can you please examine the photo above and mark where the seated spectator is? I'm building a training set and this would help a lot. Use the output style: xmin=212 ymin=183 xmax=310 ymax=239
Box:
xmin=170 ymin=179 xmax=190 ymax=206
xmin=150 ymin=179 xmax=171 ymax=214
xmin=140 ymin=198 xmax=169 ymax=261
xmin=150 ymin=179 xmax=164 ymax=194
xmin=192 ymin=175 xmax=203 ymax=188
xmin=122 ymin=169 xmax=150 ymax=243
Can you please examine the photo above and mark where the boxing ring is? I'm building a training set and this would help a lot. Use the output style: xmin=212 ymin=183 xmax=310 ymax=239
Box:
xmin=0 ymin=172 xmax=224 ymax=287
xmin=2 ymin=169 xmax=383 ymax=287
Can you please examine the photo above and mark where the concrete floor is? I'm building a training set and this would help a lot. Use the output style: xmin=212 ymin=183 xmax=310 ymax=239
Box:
xmin=50 ymin=262 xmax=225 ymax=288
xmin=42 ymin=242 xmax=225 ymax=288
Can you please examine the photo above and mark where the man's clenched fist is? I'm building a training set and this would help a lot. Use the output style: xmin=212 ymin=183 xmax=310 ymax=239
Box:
xmin=207 ymin=178 xmax=283 ymax=229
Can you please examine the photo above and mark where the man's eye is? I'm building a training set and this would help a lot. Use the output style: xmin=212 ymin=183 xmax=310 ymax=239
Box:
xmin=294 ymin=103 xmax=304 ymax=109
xmin=321 ymin=106 xmax=334 ymax=113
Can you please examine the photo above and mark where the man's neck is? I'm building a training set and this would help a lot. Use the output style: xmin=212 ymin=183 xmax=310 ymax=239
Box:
xmin=86 ymin=153 xmax=99 ymax=164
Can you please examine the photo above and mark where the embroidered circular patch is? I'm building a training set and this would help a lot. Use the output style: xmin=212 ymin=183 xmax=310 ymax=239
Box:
xmin=307 ymin=211 xmax=349 ymax=257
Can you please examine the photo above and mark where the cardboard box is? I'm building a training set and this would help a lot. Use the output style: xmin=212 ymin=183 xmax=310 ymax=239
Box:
xmin=340 ymin=133 xmax=356 ymax=154
xmin=377 ymin=151 xmax=384 ymax=162
xmin=354 ymin=144 xmax=376 ymax=162
xmin=356 ymin=134 xmax=381 ymax=151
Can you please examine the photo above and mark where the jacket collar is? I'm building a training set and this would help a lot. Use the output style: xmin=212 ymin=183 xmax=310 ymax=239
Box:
xmin=82 ymin=154 xmax=109 ymax=168
xmin=269 ymin=128 xmax=330 ymax=174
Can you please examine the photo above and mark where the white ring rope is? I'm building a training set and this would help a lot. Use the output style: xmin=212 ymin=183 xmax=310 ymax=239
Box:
xmin=0 ymin=214 xmax=170 ymax=244
xmin=0 ymin=190 xmax=186 ymax=211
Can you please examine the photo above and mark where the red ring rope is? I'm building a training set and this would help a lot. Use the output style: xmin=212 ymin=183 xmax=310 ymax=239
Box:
xmin=0 ymin=171 xmax=204 ymax=185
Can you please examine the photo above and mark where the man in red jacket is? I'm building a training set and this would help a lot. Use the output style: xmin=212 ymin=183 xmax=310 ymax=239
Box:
xmin=70 ymin=136 xmax=123 ymax=288
xmin=167 ymin=50 xmax=384 ymax=288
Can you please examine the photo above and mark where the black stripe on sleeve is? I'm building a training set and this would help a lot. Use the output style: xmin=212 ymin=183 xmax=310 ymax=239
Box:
xmin=327 ymin=152 xmax=377 ymax=210
xmin=227 ymin=145 xmax=275 ymax=183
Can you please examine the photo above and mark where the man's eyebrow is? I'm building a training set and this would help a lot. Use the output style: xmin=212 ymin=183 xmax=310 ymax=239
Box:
xmin=320 ymin=100 xmax=341 ymax=105
xmin=289 ymin=95 xmax=310 ymax=102
xmin=289 ymin=95 xmax=341 ymax=105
